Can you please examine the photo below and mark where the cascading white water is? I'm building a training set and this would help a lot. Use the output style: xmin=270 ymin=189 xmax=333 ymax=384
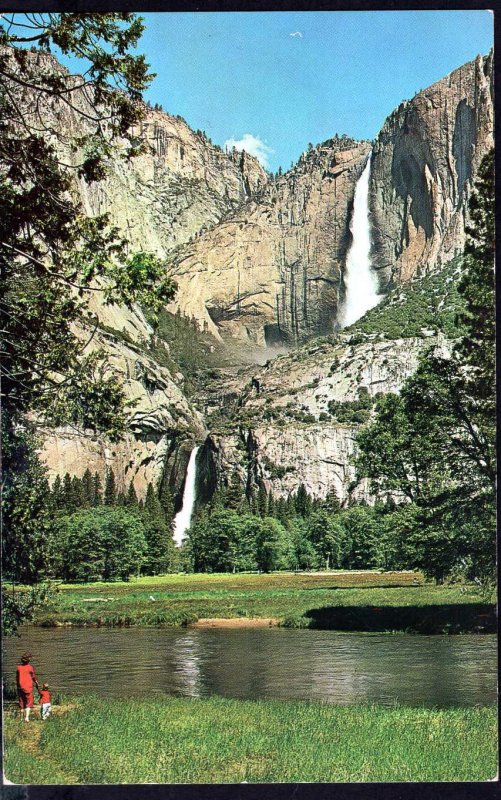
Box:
xmin=173 ymin=446 xmax=200 ymax=547
xmin=339 ymin=154 xmax=382 ymax=327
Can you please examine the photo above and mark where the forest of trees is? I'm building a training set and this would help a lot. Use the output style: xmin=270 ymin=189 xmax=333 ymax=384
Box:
xmin=183 ymin=483 xmax=387 ymax=574
xmin=4 ymin=467 xmax=406 ymax=583
xmin=3 ymin=459 xmax=179 ymax=587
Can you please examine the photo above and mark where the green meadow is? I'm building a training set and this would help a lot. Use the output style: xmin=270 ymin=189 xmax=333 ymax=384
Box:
xmin=3 ymin=696 xmax=496 ymax=783
xmin=31 ymin=571 xmax=495 ymax=634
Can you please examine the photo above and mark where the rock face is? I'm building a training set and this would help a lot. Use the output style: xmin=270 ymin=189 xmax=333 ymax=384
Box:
xmin=208 ymin=424 xmax=365 ymax=505
xmin=204 ymin=333 xmax=450 ymax=504
xmin=40 ymin=302 xmax=206 ymax=496
xmin=79 ymin=113 xmax=267 ymax=256
xmin=5 ymin=47 xmax=267 ymax=255
xmin=5 ymin=47 xmax=266 ymax=496
xmin=167 ymin=139 xmax=371 ymax=344
xmin=369 ymin=51 xmax=494 ymax=286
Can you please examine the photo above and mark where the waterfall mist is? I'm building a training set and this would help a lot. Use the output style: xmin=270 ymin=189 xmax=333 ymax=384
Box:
xmin=173 ymin=446 xmax=200 ymax=547
xmin=339 ymin=155 xmax=382 ymax=327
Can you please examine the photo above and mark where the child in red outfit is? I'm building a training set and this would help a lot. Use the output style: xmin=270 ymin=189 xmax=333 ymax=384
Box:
xmin=39 ymin=683 xmax=52 ymax=720
xmin=16 ymin=653 xmax=39 ymax=722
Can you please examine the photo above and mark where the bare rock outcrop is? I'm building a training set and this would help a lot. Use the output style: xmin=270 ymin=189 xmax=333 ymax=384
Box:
xmin=370 ymin=51 xmax=493 ymax=286
xmin=40 ymin=304 xmax=206 ymax=496
xmin=205 ymin=333 xmax=450 ymax=504
xmin=79 ymin=112 xmax=268 ymax=256
xmin=4 ymin=46 xmax=267 ymax=254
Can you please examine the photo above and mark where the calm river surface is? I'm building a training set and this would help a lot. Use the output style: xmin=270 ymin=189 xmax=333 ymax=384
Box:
xmin=3 ymin=627 xmax=497 ymax=707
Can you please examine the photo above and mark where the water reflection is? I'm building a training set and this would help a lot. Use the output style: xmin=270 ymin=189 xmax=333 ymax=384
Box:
xmin=170 ymin=634 xmax=202 ymax=697
xmin=3 ymin=627 xmax=497 ymax=708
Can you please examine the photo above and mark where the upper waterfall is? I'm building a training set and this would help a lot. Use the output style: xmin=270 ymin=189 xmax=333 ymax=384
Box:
xmin=173 ymin=446 xmax=200 ymax=547
xmin=339 ymin=154 xmax=382 ymax=327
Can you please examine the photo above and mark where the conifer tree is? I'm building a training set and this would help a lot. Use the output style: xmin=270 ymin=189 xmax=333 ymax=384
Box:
xmin=248 ymin=487 xmax=259 ymax=516
xmin=51 ymin=475 xmax=64 ymax=511
xmin=284 ymin=494 xmax=297 ymax=522
xmin=295 ymin=484 xmax=312 ymax=517
xmin=225 ymin=476 xmax=245 ymax=511
xmin=321 ymin=489 xmax=341 ymax=515
xmin=62 ymin=473 xmax=74 ymax=512
xmin=158 ymin=478 xmax=174 ymax=525
xmin=275 ymin=497 xmax=288 ymax=524
xmin=267 ymin=491 xmax=276 ymax=518
xmin=2 ymin=429 xmax=54 ymax=585
xmin=143 ymin=483 xmax=175 ymax=574
xmin=257 ymin=484 xmax=268 ymax=518
xmin=92 ymin=473 xmax=103 ymax=506
xmin=126 ymin=480 xmax=139 ymax=508
xmin=104 ymin=469 xmax=117 ymax=506
xmin=455 ymin=148 xmax=495 ymax=405
xmin=71 ymin=475 xmax=85 ymax=509
xmin=81 ymin=468 xmax=94 ymax=507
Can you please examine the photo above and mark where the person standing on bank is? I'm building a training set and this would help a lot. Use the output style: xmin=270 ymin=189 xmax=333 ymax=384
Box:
xmin=39 ymin=683 xmax=52 ymax=720
xmin=16 ymin=652 xmax=39 ymax=722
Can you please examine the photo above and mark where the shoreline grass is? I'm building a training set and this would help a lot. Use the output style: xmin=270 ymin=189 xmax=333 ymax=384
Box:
xmin=26 ymin=571 xmax=495 ymax=634
xmin=3 ymin=695 xmax=497 ymax=784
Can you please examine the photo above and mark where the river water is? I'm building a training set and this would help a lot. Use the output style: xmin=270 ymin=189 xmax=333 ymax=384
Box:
xmin=3 ymin=627 xmax=496 ymax=707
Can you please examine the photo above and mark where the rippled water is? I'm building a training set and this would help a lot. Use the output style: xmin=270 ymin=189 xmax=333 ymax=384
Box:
xmin=3 ymin=627 xmax=497 ymax=707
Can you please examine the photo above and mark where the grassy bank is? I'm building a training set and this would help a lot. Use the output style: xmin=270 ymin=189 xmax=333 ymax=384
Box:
xmin=31 ymin=571 xmax=495 ymax=633
xmin=4 ymin=696 xmax=497 ymax=783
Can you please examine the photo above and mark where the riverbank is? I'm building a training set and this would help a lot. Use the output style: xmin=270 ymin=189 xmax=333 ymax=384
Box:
xmin=3 ymin=696 xmax=496 ymax=783
xmin=190 ymin=616 xmax=278 ymax=627
xmin=29 ymin=571 xmax=495 ymax=634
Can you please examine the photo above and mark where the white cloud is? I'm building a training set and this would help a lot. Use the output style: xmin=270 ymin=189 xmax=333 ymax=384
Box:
xmin=224 ymin=133 xmax=273 ymax=169
xmin=289 ymin=31 xmax=303 ymax=38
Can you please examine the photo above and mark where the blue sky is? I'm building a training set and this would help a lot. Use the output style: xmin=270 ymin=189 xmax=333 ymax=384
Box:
xmin=137 ymin=11 xmax=493 ymax=172
xmin=42 ymin=10 xmax=492 ymax=174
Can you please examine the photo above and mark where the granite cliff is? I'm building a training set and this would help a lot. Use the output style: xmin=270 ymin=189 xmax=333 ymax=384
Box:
xmin=11 ymin=47 xmax=492 ymax=505
xmin=4 ymin=47 xmax=264 ymax=496
xmin=196 ymin=329 xmax=451 ymax=505
xmin=78 ymin=110 xmax=267 ymax=257
xmin=166 ymin=138 xmax=371 ymax=345
xmin=369 ymin=51 xmax=494 ymax=286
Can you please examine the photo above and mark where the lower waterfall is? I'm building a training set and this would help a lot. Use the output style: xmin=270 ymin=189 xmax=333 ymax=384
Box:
xmin=173 ymin=446 xmax=200 ymax=547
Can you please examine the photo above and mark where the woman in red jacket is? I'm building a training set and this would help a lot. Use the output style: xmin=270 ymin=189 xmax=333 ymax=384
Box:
xmin=16 ymin=653 xmax=39 ymax=722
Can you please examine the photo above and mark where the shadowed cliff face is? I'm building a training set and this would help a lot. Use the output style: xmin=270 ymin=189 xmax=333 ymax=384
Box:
xmin=369 ymin=51 xmax=493 ymax=286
